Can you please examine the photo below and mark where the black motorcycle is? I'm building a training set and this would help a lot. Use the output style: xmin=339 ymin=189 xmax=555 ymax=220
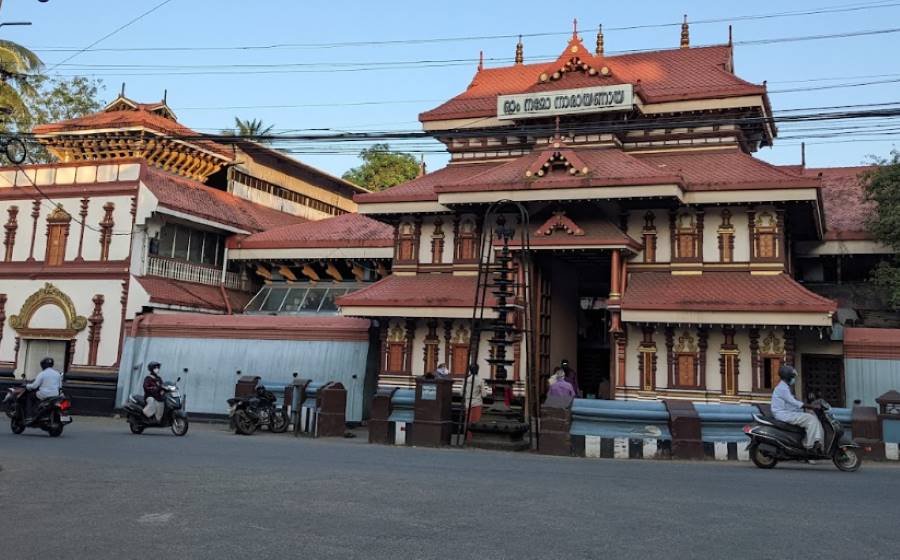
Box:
xmin=123 ymin=377 xmax=189 ymax=436
xmin=227 ymin=385 xmax=288 ymax=435
xmin=745 ymin=399 xmax=861 ymax=472
xmin=3 ymin=376 xmax=73 ymax=437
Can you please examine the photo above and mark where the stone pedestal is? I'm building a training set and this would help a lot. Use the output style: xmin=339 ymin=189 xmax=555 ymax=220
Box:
xmin=410 ymin=377 xmax=452 ymax=447
xmin=317 ymin=382 xmax=347 ymax=437
xmin=369 ymin=387 xmax=397 ymax=445
xmin=468 ymin=380 xmax=530 ymax=451
xmin=538 ymin=394 xmax=574 ymax=456
xmin=665 ymin=399 xmax=704 ymax=459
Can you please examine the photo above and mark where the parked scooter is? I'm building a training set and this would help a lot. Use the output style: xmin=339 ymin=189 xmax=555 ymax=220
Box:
xmin=227 ymin=384 xmax=288 ymax=435
xmin=3 ymin=374 xmax=73 ymax=437
xmin=123 ymin=377 xmax=189 ymax=436
xmin=744 ymin=399 xmax=861 ymax=472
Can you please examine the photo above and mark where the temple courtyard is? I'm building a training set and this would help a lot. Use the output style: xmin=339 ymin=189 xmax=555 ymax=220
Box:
xmin=1 ymin=417 xmax=896 ymax=560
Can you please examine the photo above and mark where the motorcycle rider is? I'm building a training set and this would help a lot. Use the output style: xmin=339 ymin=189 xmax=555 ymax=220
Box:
xmin=24 ymin=357 xmax=62 ymax=422
xmin=142 ymin=362 xmax=165 ymax=423
xmin=771 ymin=364 xmax=824 ymax=454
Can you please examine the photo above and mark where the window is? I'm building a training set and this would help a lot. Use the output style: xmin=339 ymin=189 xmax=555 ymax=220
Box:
xmin=456 ymin=219 xmax=478 ymax=262
xmin=718 ymin=209 xmax=735 ymax=263
xmin=260 ymin=288 xmax=289 ymax=312
xmin=397 ymin=222 xmax=416 ymax=263
xmin=173 ymin=225 xmax=190 ymax=260
xmin=156 ymin=223 xmax=224 ymax=267
xmin=45 ymin=206 xmax=71 ymax=266
xmin=677 ymin=354 xmax=697 ymax=387
xmin=202 ymin=233 xmax=219 ymax=266
xmin=673 ymin=212 xmax=699 ymax=261
xmin=189 ymin=231 xmax=204 ymax=263
xmin=231 ymin=169 xmax=346 ymax=216
xmin=451 ymin=345 xmax=469 ymax=377
xmin=753 ymin=211 xmax=780 ymax=260
xmin=762 ymin=357 xmax=781 ymax=390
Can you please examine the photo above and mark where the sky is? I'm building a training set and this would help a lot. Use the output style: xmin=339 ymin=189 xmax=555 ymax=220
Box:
xmin=3 ymin=0 xmax=900 ymax=177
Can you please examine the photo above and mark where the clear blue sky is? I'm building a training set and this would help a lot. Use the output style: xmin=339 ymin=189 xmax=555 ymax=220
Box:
xmin=3 ymin=0 xmax=899 ymax=176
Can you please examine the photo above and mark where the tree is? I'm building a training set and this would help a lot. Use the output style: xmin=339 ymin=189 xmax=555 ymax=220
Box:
xmin=342 ymin=143 xmax=420 ymax=191
xmin=0 ymin=39 xmax=43 ymax=130
xmin=863 ymin=150 xmax=900 ymax=306
xmin=222 ymin=117 xmax=274 ymax=143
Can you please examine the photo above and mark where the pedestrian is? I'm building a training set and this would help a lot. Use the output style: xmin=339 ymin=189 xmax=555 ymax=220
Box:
xmin=435 ymin=363 xmax=450 ymax=379
xmin=547 ymin=369 xmax=576 ymax=398
xmin=559 ymin=359 xmax=581 ymax=397
xmin=464 ymin=364 xmax=484 ymax=442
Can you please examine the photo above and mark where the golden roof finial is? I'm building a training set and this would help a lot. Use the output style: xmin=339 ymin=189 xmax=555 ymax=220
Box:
xmin=515 ymin=35 xmax=523 ymax=65
xmin=680 ymin=15 xmax=690 ymax=48
xmin=478 ymin=50 xmax=484 ymax=71
xmin=595 ymin=24 xmax=604 ymax=56
xmin=573 ymin=17 xmax=578 ymax=39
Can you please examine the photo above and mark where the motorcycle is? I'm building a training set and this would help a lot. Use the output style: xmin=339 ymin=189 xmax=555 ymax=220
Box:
xmin=744 ymin=399 xmax=861 ymax=472
xmin=123 ymin=377 xmax=189 ymax=436
xmin=227 ymin=385 xmax=288 ymax=435
xmin=3 ymin=375 xmax=73 ymax=437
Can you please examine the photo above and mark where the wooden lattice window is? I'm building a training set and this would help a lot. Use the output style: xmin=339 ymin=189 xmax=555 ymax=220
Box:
xmin=673 ymin=331 xmax=699 ymax=388
xmin=638 ymin=326 xmax=657 ymax=391
xmin=753 ymin=211 xmax=780 ymax=260
xmin=396 ymin=222 xmax=416 ymax=263
xmin=672 ymin=211 xmax=699 ymax=261
xmin=423 ymin=321 xmax=439 ymax=374
xmin=450 ymin=324 xmax=470 ymax=377
xmin=756 ymin=330 xmax=784 ymax=391
xmin=385 ymin=324 xmax=407 ymax=374
xmin=45 ymin=205 xmax=72 ymax=266
xmin=456 ymin=218 xmax=478 ymax=262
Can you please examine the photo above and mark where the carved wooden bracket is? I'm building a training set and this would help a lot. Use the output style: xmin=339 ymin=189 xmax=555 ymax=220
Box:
xmin=534 ymin=210 xmax=585 ymax=237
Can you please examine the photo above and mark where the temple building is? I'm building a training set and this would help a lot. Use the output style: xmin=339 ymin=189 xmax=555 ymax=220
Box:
xmin=331 ymin=22 xmax=887 ymax=408
xmin=0 ymin=95 xmax=364 ymax=393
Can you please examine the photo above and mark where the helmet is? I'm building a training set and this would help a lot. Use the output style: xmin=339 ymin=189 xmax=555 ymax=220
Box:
xmin=40 ymin=357 xmax=54 ymax=370
xmin=778 ymin=364 xmax=798 ymax=383
xmin=148 ymin=361 xmax=161 ymax=373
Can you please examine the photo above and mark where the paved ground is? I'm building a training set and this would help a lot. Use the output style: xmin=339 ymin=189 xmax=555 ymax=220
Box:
xmin=1 ymin=416 xmax=897 ymax=560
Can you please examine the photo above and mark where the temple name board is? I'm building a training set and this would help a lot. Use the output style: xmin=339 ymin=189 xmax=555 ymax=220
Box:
xmin=497 ymin=84 xmax=634 ymax=120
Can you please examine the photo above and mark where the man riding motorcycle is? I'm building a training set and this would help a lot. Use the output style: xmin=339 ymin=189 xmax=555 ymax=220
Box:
xmin=142 ymin=361 xmax=165 ymax=423
xmin=24 ymin=357 xmax=62 ymax=422
xmin=771 ymin=364 xmax=824 ymax=454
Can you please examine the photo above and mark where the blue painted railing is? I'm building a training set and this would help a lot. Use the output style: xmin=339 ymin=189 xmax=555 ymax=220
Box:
xmin=694 ymin=403 xmax=760 ymax=443
xmin=570 ymin=399 xmax=671 ymax=440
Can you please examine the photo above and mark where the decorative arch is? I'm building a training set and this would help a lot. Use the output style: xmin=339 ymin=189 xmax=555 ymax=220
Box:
xmin=8 ymin=283 xmax=87 ymax=338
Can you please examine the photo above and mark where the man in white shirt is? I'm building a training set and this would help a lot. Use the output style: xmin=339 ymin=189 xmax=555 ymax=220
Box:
xmin=24 ymin=357 xmax=63 ymax=420
xmin=771 ymin=364 xmax=823 ymax=453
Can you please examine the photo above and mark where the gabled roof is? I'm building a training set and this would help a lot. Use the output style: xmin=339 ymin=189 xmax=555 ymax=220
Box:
xmin=633 ymin=149 xmax=819 ymax=191
xmin=518 ymin=209 xmax=642 ymax=251
xmin=140 ymin=165 xmax=304 ymax=232
xmin=33 ymin=95 xmax=232 ymax=159
xmin=136 ymin=276 xmax=252 ymax=312
xmin=337 ymin=274 xmax=494 ymax=309
xmin=227 ymin=213 xmax=393 ymax=250
xmin=421 ymin=41 xmax=765 ymax=122
xmin=621 ymin=272 xmax=836 ymax=314
xmin=802 ymin=165 xmax=875 ymax=241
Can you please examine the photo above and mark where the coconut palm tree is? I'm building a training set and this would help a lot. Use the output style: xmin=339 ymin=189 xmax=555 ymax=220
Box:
xmin=0 ymin=39 xmax=43 ymax=128
xmin=221 ymin=117 xmax=275 ymax=144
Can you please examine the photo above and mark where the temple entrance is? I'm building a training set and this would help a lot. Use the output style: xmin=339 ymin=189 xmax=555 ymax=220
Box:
xmin=577 ymin=308 xmax=611 ymax=398
xmin=21 ymin=339 xmax=69 ymax=379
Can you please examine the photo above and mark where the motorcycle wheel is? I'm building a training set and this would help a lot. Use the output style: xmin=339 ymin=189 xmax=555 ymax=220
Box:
xmin=48 ymin=412 xmax=63 ymax=437
xmin=234 ymin=411 xmax=257 ymax=435
xmin=129 ymin=422 xmax=145 ymax=435
xmin=749 ymin=443 xmax=777 ymax=469
xmin=10 ymin=416 xmax=25 ymax=434
xmin=271 ymin=410 xmax=289 ymax=434
xmin=171 ymin=416 xmax=189 ymax=437
xmin=833 ymin=447 xmax=861 ymax=472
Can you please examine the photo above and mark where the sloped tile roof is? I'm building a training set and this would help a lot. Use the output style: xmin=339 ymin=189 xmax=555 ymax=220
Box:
xmin=136 ymin=276 xmax=252 ymax=312
xmin=521 ymin=210 xmax=642 ymax=250
xmin=135 ymin=312 xmax=370 ymax=341
xmin=622 ymin=272 xmax=836 ymax=313
xmin=337 ymin=274 xmax=494 ymax=308
xmin=421 ymin=43 xmax=764 ymax=121
xmin=802 ymin=166 xmax=875 ymax=241
xmin=141 ymin=166 xmax=304 ymax=232
xmin=634 ymin=149 xmax=819 ymax=191
xmin=228 ymin=213 xmax=393 ymax=250
xmin=354 ymin=161 xmax=505 ymax=203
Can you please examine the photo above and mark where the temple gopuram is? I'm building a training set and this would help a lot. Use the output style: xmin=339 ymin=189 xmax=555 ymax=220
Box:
xmin=333 ymin=21 xmax=889 ymax=407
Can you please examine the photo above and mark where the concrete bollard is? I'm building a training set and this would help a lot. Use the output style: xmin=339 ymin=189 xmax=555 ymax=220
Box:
xmin=317 ymin=382 xmax=347 ymax=437
xmin=410 ymin=376 xmax=453 ymax=447
xmin=538 ymin=394 xmax=574 ymax=456
xmin=665 ymin=400 xmax=704 ymax=460
xmin=369 ymin=387 xmax=398 ymax=445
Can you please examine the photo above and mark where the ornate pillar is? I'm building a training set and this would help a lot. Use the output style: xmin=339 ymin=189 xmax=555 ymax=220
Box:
xmin=430 ymin=218 xmax=444 ymax=264
xmin=784 ymin=327 xmax=796 ymax=366
xmin=698 ymin=327 xmax=709 ymax=390
xmin=747 ymin=209 xmax=757 ymax=261
xmin=3 ymin=205 xmax=18 ymax=262
xmin=720 ymin=328 xmax=740 ymax=397
xmin=0 ymin=293 xmax=7 ymax=349
xmin=75 ymin=197 xmax=89 ymax=262
xmin=26 ymin=199 xmax=40 ymax=262
xmin=718 ymin=209 xmax=735 ymax=263
xmin=404 ymin=318 xmax=416 ymax=374
xmin=423 ymin=320 xmax=439 ymax=373
xmin=99 ymin=202 xmax=115 ymax=261
xmin=87 ymin=294 xmax=105 ymax=366
xmin=378 ymin=321 xmax=389 ymax=376
xmin=443 ymin=320 xmax=452 ymax=367
xmin=749 ymin=328 xmax=761 ymax=391
xmin=696 ymin=210 xmax=705 ymax=261
xmin=665 ymin=327 xmax=675 ymax=388
xmin=642 ymin=211 xmax=657 ymax=263
xmin=609 ymin=249 xmax=621 ymax=301
xmin=638 ymin=325 xmax=657 ymax=391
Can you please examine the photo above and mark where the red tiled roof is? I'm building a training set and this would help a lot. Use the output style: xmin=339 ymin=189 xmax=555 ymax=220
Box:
xmin=633 ymin=149 xmax=819 ymax=191
xmin=136 ymin=276 xmax=252 ymax=312
xmin=622 ymin=272 xmax=836 ymax=313
xmin=803 ymin=166 xmax=875 ymax=241
xmin=227 ymin=213 xmax=393 ymax=250
xmin=844 ymin=327 xmax=900 ymax=360
xmin=140 ymin=165 xmax=304 ymax=232
xmin=354 ymin=161 xmax=505 ymax=204
xmin=437 ymin=148 xmax=682 ymax=193
xmin=421 ymin=42 xmax=765 ymax=122
xmin=337 ymin=274 xmax=494 ymax=308
xmin=509 ymin=210 xmax=641 ymax=250
xmin=134 ymin=312 xmax=370 ymax=341
xmin=33 ymin=100 xmax=233 ymax=158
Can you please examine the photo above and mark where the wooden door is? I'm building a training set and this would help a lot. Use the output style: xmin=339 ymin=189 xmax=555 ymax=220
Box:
xmin=677 ymin=354 xmax=696 ymax=388
xmin=802 ymin=354 xmax=844 ymax=407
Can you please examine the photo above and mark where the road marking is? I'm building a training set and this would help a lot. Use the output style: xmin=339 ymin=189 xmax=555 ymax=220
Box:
xmin=138 ymin=513 xmax=173 ymax=525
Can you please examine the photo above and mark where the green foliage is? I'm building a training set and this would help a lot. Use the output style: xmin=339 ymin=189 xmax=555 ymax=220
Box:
xmin=0 ymin=39 xmax=43 ymax=126
xmin=342 ymin=143 xmax=420 ymax=192
xmin=863 ymin=150 xmax=900 ymax=307
xmin=222 ymin=117 xmax=274 ymax=143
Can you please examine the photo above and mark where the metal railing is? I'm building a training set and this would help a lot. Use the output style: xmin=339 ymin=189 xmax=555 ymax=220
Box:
xmin=146 ymin=255 xmax=244 ymax=290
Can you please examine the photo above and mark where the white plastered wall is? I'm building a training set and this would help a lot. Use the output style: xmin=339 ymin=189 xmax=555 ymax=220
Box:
xmin=702 ymin=207 xmax=751 ymax=263
xmin=626 ymin=209 xmax=671 ymax=263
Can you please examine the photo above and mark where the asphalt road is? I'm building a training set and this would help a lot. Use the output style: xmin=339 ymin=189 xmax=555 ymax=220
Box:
xmin=1 ymin=416 xmax=897 ymax=560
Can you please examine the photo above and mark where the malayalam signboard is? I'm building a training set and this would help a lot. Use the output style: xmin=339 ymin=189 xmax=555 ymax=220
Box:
xmin=496 ymin=84 xmax=634 ymax=121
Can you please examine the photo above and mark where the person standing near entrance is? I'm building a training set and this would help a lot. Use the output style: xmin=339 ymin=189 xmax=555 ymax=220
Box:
xmin=547 ymin=370 xmax=575 ymax=398
xmin=24 ymin=357 xmax=63 ymax=421
xmin=559 ymin=359 xmax=581 ymax=397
